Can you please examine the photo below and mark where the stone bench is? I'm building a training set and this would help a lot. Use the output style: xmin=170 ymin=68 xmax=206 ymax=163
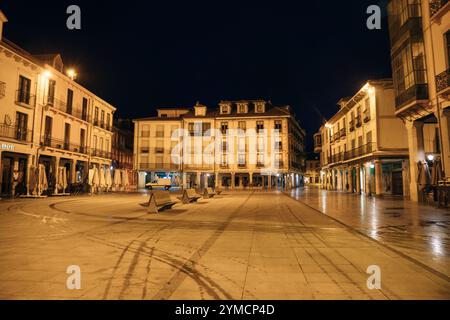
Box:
xmin=203 ymin=187 xmax=216 ymax=199
xmin=140 ymin=191 xmax=177 ymax=214
xmin=182 ymin=188 xmax=201 ymax=204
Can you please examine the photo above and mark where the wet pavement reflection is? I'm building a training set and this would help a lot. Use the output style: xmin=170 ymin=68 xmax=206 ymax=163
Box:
xmin=288 ymin=187 xmax=450 ymax=278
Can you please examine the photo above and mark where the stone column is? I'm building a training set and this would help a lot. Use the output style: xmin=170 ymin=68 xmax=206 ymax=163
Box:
xmin=438 ymin=109 xmax=450 ymax=178
xmin=204 ymin=173 xmax=209 ymax=189
xmin=26 ymin=154 xmax=33 ymax=196
xmin=402 ymin=160 xmax=410 ymax=198
xmin=249 ymin=172 xmax=254 ymax=187
xmin=52 ymin=156 xmax=60 ymax=194
xmin=355 ymin=165 xmax=361 ymax=194
xmin=215 ymin=173 xmax=219 ymax=189
xmin=182 ymin=172 xmax=187 ymax=190
xmin=405 ymin=121 xmax=425 ymax=202
xmin=196 ymin=172 xmax=201 ymax=189
xmin=348 ymin=168 xmax=353 ymax=193
xmin=70 ymin=160 xmax=77 ymax=184
xmin=268 ymin=174 xmax=272 ymax=190
xmin=375 ymin=160 xmax=383 ymax=196
xmin=231 ymin=172 xmax=235 ymax=190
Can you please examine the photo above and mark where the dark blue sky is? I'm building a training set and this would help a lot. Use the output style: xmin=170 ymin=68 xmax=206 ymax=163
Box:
xmin=1 ymin=0 xmax=392 ymax=150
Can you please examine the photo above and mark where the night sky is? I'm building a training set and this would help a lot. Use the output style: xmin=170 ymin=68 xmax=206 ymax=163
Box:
xmin=1 ymin=0 xmax=392 ymax=151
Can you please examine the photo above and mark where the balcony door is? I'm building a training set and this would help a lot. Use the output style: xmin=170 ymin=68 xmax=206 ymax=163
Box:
xmin=80 ymin=129 xmax=86 ymax=153
xmin=47 ymin=80 xmax=56 ymax=106
xmin=64 ymin=123 xmax=71 ymax=150
xmin=66 ymin=89 xmax=73 ymax=114
xmin=18 ymin=76 xmax=31 ymax=105
xmin=44 ymin=116 xmax=53 ymax=146
xmin=15 ymin=112 xmax=28 ymax=141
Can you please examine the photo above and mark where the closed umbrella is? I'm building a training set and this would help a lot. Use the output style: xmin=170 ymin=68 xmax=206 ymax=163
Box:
xmin=88 ymin=168 xmax=95 ymax=186
xmin=99 ymin=166 xmax=106 ymax=188
xmin=106 ymin=167 xmax=112 ymax=191
xmin=39 ymin=164 xmax=48 ymax=192
xmin=431 ymin=158 xmax=443 ymax=185
xmin=113 ymin=169 xmax=122 ymax=188
xmin=62 ymin=167 xmax=68 ymax=191
xmin=93 ymin=166 xmax=100 ymax=187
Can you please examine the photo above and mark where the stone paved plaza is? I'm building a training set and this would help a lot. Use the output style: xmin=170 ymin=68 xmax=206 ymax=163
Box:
xmin=0 ymin=190 xmax=449 ymax=300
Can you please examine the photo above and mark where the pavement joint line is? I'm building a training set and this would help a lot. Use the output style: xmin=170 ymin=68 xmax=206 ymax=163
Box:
xmin=283 ymin=191 xmax=450 ymax=284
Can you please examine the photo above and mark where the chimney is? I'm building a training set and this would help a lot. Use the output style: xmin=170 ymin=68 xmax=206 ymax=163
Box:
xmin=0 ymin=10 xmax=8 ymax=41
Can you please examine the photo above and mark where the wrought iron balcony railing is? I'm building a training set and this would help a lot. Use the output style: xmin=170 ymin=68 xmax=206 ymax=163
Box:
xmin=430 ymin=0 xmax=448 ymax=17
xmin=340 ymin=128 xmax=346 ymax=138
xmin=436 ymin=69 xmax=450 ymax=93
xmin=91 ymin=149 xmax=113 ymax=159
xmin=139 ymin=163 xmax=180 ymax=171
xmin=15 ymin=90 xmax=35 ymax=107
xmin=0 ymin=123 xmax=32 ymax=143
xmin=344 ymin=143 xmax=376 ymax=160
xmin=41 ymin=136 xmax=88 ymax=154
xmin=44 ymin=96 xmax=89 ymax=122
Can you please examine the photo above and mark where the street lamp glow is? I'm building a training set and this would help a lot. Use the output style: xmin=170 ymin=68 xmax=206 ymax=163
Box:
xmin=67 ymin=69 xmax=77 ymax=80
xmin=43 ymin=70 xmax=52 ymax=78
xmin=427 ymin=154 xmax=435 ymax=161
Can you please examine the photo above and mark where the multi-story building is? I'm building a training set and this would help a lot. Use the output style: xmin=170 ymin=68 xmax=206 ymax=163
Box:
xmin=0 ymin=11 xmax=115 ymax=197
xmin=134 ymin=101 xmax=306 ymax=190
xmin=112 ymin=118 xmax=134 ymax=170
xmin=387 ymin=0 xmax=450 ymax=202
xmin=305 ymin=157 xmax=320 ymax=185
xmin=315 ymin=80 xmax=410 ymax=197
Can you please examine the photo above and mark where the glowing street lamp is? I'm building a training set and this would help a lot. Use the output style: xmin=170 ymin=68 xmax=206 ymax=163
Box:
xmin=43 ymin=70 xmax=52 ymax=78
xmin=67 ymin=69 xmax=77 ymax=80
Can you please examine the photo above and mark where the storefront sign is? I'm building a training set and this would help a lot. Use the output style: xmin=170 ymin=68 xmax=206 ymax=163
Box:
xmin=1 ymin=143 xmax=15 ymax=151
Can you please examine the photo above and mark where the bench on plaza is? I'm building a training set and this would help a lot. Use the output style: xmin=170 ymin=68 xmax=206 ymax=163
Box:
xmin=140 ymin=191 xmax=177 ymax=214
xmin=203 ymin=187 xmax=216 ymax=199
xmin=182 ymin=188 xmax=201 ymax=204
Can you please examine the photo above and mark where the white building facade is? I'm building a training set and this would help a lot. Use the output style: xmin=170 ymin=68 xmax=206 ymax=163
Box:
xmin=0 ymin=12 xmax=115 ymax=197
xmin=134 ymin=101 xmax=306 ymax=190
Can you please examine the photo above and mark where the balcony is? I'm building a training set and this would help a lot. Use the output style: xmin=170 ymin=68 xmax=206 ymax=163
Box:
xmin=349 ymin=121 xmax=355 ymax=132
xmin=92 ymin=119 xmax=112 ymax=131
xmin=0 ymin=81 xmax=5 ymax=98
xmin=340 ymin=128 xmax=346 ymax=139
xmin=355 ymin=116 xmax=362 ymax=128
xmin=344 ymin=143 xmax=376 ymax=161
xmin=139 ymin=163 xmax=180 ymax=171
xmin=363 ymin=112 xmax=371 ymax=123
xmin=430 ymin=0 xmax=449 ymax=17
xmin=0 ymin=124 xmax=32 ymax=143
xmin=41 ymin=137 xmax=88 ymax=154
xmin=44 ymin=96 xmax=89 ymax=122
xmin=395 ymin=84 xmax=429 ymax=109
xmin=15 ymin=90 xmax=35 ymax=108
xmin=436 ymin=69 xmax=450 ymax=95
xmin=91 ymin=148 xmax=112 ymax=159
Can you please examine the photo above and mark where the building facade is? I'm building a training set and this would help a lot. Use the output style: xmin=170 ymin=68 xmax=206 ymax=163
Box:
xmin=387 ymin=0 xmax=450 ymax=202
xmin=0 ymin=11 xmax=115 ymax=197
xmin=134 ymin=101 xmax=306 ymax=190
xmin=315 ymin=80 xmax=410 ymax=197
xmin=304 ymin=158 xmax=320 ymax=185
xmin=112 ymin=118 xmax=134 ymax=170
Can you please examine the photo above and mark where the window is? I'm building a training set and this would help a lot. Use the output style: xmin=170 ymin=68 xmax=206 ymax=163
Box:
xmin=275 ymin=120 xmax=282 ymax=132
xmin=255 ymin=103 xmax=265 ymax=113
xmin=202 ymin=123 xmax=211 ymax=136
xmin=275 ymin=140 xmax=282 ymax=151
xmin=446 ymin=30 xmax=450 ymax=67
xmin=66 ymin=89 xmax=73 ymax=114
xmin=221 ymin=122 xmax=228 ymax=135
xmin=94 ymin=107 xmax=99 ymax=124
xmin=47 ymin=80 xmax=56 ymax=106
xmin=364 ymin=98 xmax=371 ymax=122
xmin=82 ymin=98 xmax=88 ymax=121
xmin=156 ymin=125 xmax=165 ymax=137
xmin=15 ymin=112 xmax=28 ymax=141
xmin=238 ymin=121 xmax=246 ymax=133
xmin=44 ymin=116 xmax=52 ymax=145
xmin=80 ymin=129 xmax=86 ymax=151
xmin=367 ymin=131 xmax=373 ymax=152
xmin=101 ymin=110 xmax=105 ymax=127
xmin=257 ymin=154 xmax=265 ymax=167
xmin=237 ymin=104 xmax=247 ymax=114
xmin=64 ymin=123 xmax=71 ymax=150
xmin=238 ymin=153 xmax=246 ymax=167
xmin=220 ymin=104 xmax=231 ymax=114
xmin=99 ymin=137 xmax=104 ymax=151
xmin=18 ymin=75 xmax=31 ymax=104
xmin=142 ymin=125 xmax=150 ymax=138
xmin=257 ymin=121 xmax=264 ymax=134
xmin=107 ymin=114 xmax=111 ymax=130
xmin=93 ymin=136 xmax=97 ymax=150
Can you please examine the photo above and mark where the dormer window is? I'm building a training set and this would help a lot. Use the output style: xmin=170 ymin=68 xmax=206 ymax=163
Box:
xmin=220 ymin=104 xmax=231 ymax=115
xmin=237 ymin=103 xmax=248 ymax=114
xmin=255 ymin=102 xmax=265 ymax=113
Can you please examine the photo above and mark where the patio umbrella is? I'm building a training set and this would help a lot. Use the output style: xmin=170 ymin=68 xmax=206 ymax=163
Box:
xmin=99 ymin=166 xmax=106 ymax=188
xmin=418 ymin=161 xmax=431 ymax=187
xmin=93 ymin=166 xmax=100 ymax=187
xmin=61 ymin=167 xmax=68 ymax=191
xmin=88 ymin=168 xmax=95 ymax=186
xmin=39 ymin=164 xmax=48 ymax=192
xmin=121 ymin=170 xmax=129 ymax=188
xmin=29 ymin=166 xmax=37 ymax=195
xmin=113 ymin=169 xmax=122 ymax=187
xmin=106 ymin=167 xmax=112 ymax=190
